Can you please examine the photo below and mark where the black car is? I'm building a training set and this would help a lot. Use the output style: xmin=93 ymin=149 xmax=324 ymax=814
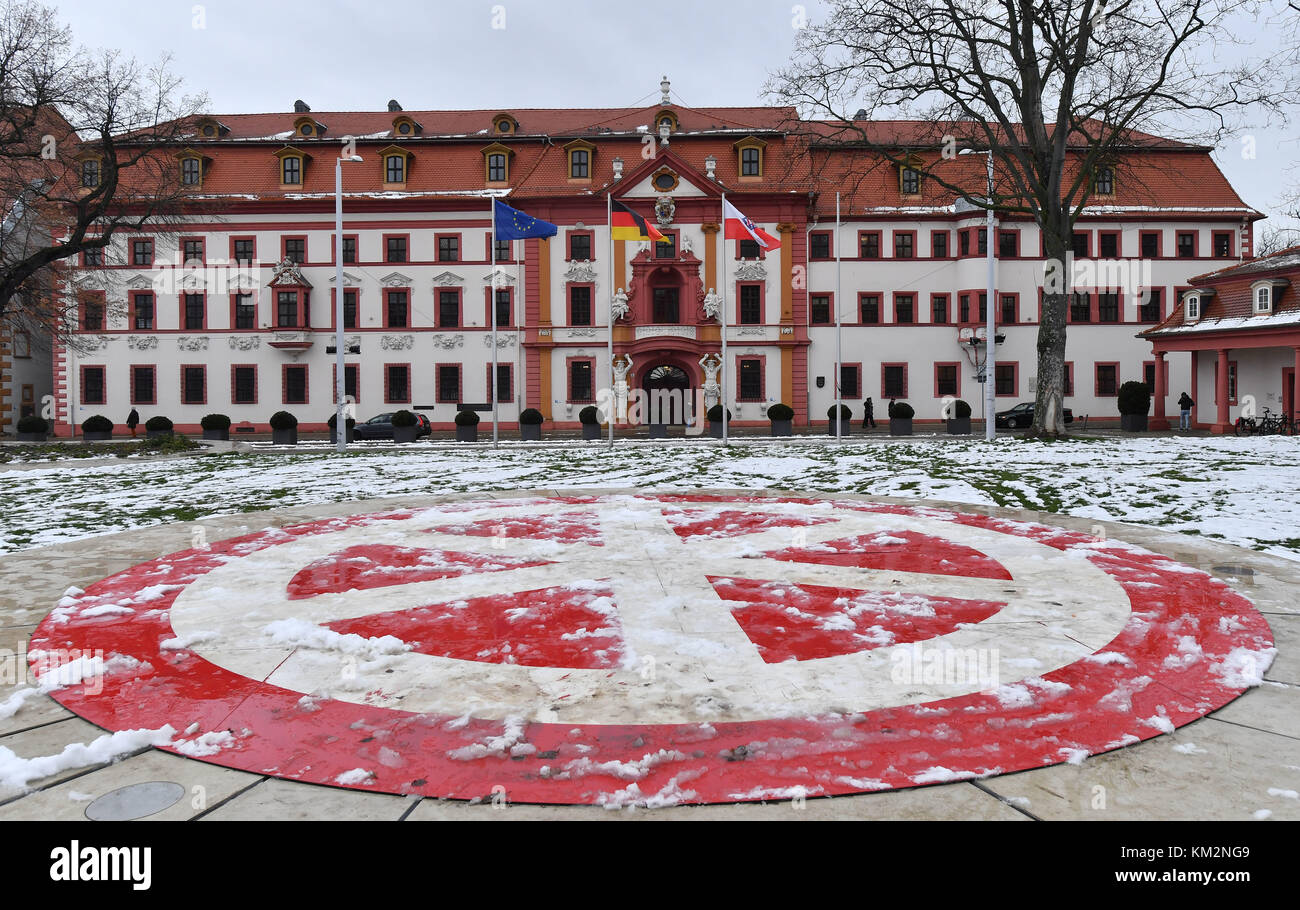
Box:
xmin=353 ymin=412 xmax=432 ymax=440
xmin=994 ymin=402 xmax=1074 ymax=429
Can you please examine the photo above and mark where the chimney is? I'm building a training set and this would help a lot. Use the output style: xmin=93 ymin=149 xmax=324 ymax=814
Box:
xmin=293 ymin=100 xmax=311 ymax=113
xmin=388 ymin=99 xmax=402 ymax=112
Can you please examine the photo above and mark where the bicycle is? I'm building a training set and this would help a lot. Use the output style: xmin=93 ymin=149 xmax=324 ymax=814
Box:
xmin=1234 ymin=414 xmax=1256 ymax=436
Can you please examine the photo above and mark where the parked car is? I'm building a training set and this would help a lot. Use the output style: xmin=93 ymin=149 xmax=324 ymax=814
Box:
xmin=353 ymin=412 xmax=432 ymax=440
xmin=995 ymin=402 xmax=1074 ymax=429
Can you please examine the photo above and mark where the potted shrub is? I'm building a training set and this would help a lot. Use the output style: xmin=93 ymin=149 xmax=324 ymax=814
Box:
xmin=946 ymin=400 xmax=972 ymax=435
xmin=269 ymin=411 xmax=298 ymax=445
xmin=1118 ymin=380 xmax=1151 ymax=432
xmin=145 ymin=416 xmax=174 ymax=439
xmin=890 ymin=402 xmax=915 ymax=436
xmin=16 ymin=415 xmax=48 ymax=442
xmin=579 ymin=405 xmax=603 ymax=440
xmin=327 ymin=412 xmax=356 ymax=444
xmin=455 ymin=409 xmax=480 ymax=442
xmin=707 ymin=404 xmax=732 ymax=439
xmin=391 ymin=409 xmax=420 ymax=443
xmin=201 ymin=414 xmax=231 ymax=441
xmin=647 ymin=421 xmax=667 ymax=438
xmin=767 ymin=403 xmax=794 ymax=437
xmin=518 ymin=408 xmax=544 ymax=441
xmin=81 ymin=415 xmax=113 ymax=442
xmin=827 ymin=403 xmax=852 ymax=436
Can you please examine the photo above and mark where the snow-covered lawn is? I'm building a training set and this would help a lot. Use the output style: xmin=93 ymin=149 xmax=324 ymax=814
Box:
xmin=3 ymin=434 xmax=1299 ymax=560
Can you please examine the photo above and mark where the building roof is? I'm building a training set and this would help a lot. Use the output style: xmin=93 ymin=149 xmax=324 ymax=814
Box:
xmin=98 ymin=102 xmax=1259 ymax=218
xmin=1141 ymin=246 xmax=1300 ymax=338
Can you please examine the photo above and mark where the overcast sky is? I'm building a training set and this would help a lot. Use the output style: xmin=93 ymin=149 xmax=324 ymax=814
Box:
xmin=51 ymin=0 xmax=1300 ymax=234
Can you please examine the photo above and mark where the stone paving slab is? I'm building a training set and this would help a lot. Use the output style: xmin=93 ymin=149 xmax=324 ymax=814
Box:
xmin=0 ymin=489 xmax=1293 ymax=820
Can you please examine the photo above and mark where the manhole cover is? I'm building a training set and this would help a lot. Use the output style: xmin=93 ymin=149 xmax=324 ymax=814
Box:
xmin=85 ymin=782 xmax=185 ymax=821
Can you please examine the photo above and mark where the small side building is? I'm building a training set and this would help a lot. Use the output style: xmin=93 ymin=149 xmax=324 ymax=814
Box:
xmin=1140 ymin=247 xmax=1299 ymax=432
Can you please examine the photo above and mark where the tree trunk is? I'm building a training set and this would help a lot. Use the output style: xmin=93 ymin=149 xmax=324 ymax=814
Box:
xmin=1032 ymin=225 xmax=1071 ymax=438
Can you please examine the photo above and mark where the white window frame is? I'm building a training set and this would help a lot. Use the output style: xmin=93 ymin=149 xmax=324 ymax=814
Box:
xmin=1185 ymin=295 xmax=1200 ymax=321
xmin=1252 ymin=282 xmax=1273 ymax=314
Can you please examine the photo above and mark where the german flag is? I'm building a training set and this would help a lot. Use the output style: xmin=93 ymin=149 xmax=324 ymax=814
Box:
xmin=611 ymin=198 xmax=668 ymax=244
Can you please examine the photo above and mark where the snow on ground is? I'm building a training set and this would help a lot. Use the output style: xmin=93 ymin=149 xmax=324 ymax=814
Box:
xmin=1 ymin=435 xmax=1298 ymax=560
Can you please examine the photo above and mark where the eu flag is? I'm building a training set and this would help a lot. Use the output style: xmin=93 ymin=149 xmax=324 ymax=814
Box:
xmin=494 ymin=198 xmax=558 ymax=241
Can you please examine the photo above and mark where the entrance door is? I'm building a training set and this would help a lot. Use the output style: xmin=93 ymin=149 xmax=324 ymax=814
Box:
xmin=643 ymin=365 xmax=691 ymax=425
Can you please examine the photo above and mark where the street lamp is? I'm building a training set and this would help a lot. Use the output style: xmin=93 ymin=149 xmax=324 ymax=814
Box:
xmin=959 ymin=147 xmax=998 ymax=441
xmin=334 ymin=144 xmax=363 ymax=453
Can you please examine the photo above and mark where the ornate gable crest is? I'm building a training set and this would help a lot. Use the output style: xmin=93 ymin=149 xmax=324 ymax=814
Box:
xmin=380 ymin=272 xmax=412 ymax=287
xmin=328 ymin=271 xmax=362 ymax=287
xmin=268 ymin=257 xmax=311 ymax=288
xmin=431 ymin=271 xmax=463 ymax=287
xmin=482 ymin=267 xmax=515 ymax=287
xmin=564 ymin=261 xmax=597 ymax=283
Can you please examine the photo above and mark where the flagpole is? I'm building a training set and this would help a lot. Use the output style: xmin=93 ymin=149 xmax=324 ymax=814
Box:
xmin=491 ymin=197 xmax=499 ymax=448
xmin=721 ymin=191 xmax=728 ymax=445
xmin=835 ymin=192 xmax=842 ymax=441
xmin=608 ymin=191 xmax=615 ymax=449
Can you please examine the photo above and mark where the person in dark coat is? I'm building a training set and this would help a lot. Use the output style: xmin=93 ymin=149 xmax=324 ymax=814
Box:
xmin=126 ymin=408 xmax=140 ymax=438
xmin=1177 ymin=392 xmax=1194 ymax=431
xmin=862 ymin=398 xmax=876 ymax=429
xmin=887 ymin=398 xmax=897 ymax=419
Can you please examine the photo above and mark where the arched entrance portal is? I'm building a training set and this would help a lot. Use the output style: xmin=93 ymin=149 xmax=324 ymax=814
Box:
xmin=642 ymin=364 xmax=693 ymax=425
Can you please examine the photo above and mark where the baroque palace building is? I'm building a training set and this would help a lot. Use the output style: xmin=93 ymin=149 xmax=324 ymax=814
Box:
xmin=46 ymin=82 xmax=1262 ymax=436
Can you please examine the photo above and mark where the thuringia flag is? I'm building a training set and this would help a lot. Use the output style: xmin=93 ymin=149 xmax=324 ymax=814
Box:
xmin=723 ymin=198 xmax=780 ymax=250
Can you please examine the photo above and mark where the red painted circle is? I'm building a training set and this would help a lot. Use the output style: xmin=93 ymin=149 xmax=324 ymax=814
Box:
xmin=31 ymin=495 xmax=1276 ymax=806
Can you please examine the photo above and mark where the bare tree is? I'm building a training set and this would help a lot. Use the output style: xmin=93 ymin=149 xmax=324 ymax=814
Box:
xmin=0 ymin=0 xmax=208 ymax=341
xmin=770 ymin=0 xmax=1292 ymax=437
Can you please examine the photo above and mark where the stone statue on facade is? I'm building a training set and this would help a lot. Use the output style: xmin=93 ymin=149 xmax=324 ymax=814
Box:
xmin=699 ymin=353 xmax=722 ymax=410
xmin=613 ymin=354 xmax=634 ymax=421
xmin=702 ymin=287 xmax=722 ymax=321
xmin=611 ymin=287 xmax=630 ymax=322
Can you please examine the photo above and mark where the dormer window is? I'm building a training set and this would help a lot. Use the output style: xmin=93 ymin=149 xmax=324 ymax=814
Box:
xmin=391 ymin=115 xmax=421 ymax=137
xmin=493 ymin=113 xmax=519 ymax=135
xmin=900 ymin=166 xmax=921 ymax=195
xmin=194 ymin=117 xmax=229 ymax=138
xmin=176 ymin=148 xmax=206 ymax=189
xmin=655 ymin=109 xmax=679 ymax=134
xmin=1185 ymin=295 xmax=1200 ymax=321
xmin=275 ymin=147 xmax=308 ymax=186
xmin=482 ymin=143 xmax=511 ymax=184
xmin=1094 ymin=165 xmax=1115 ymax=196
xmin=379 ymin=146 xmax=410 ymax=186
xmin=293 ymin=116 xmax=325 ymax=138
xmin=735 ymin=136 xmax=766 ymax=179
xmin=565 ymin=140 xmax=595 ymax=181
xmin=1251 ymin=281 xmax=1283 ymax=314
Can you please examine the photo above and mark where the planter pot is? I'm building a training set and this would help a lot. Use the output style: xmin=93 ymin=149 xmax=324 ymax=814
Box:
xmin=647 ymin=423 xmax=667 ymax=439
xmin=827 ymin=420 xmax=851 ymax=437
xmin=146 ymin=429 xmax=173 ymax=440
xmin=519 ymin=424 xmax=541 ymax=441
xmin=393 ymin=425 xmax=420 ymax=443
xmin=1121 ymin=413 xmax=1149 ymax=432
xmin=946 ymin=417 xmax=971 ymax=435
xmin=83 ymin=431 xmax=112 ymax=442
xmin=889 ymin=418 xmax=914 ymax=436
xmin=272 ymin=428 xmax=298 ymax=445
xmin=708 ymin=422 xmax=727 ymax=439
xmin=456 ymin=425 xmax=478 ymax=442
xmin=770 ymin=419 xmax=792 ymax=437
xmin=202 ymin=428 xmax=230 ymax=441
xmin=581 ymin=423 xmax=602 ymax=440
xmin=329 ymin=427 xmax=356 ymax=444
xmin=17 ymin=432 xmax=47 ymax=442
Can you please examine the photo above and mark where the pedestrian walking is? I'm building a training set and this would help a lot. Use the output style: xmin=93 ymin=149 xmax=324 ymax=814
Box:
xmin=1177 ymin=392 xmax=1194 ymax=431
xmin=126 ymin=408 xmax=140 ymax=438
xmin=863 ymin=398 xmax=876 ymax=429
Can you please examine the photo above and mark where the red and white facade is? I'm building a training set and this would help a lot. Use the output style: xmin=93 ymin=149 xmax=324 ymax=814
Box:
xmin=1142 ymin=247 xmax=1300 ymax=432
xmin=50 ymin=96 xmax=1261 ymax=436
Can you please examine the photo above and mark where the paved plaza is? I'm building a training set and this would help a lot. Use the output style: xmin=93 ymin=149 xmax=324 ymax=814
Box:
xmin=1 ymin=487 xmax=1295 ymax=820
